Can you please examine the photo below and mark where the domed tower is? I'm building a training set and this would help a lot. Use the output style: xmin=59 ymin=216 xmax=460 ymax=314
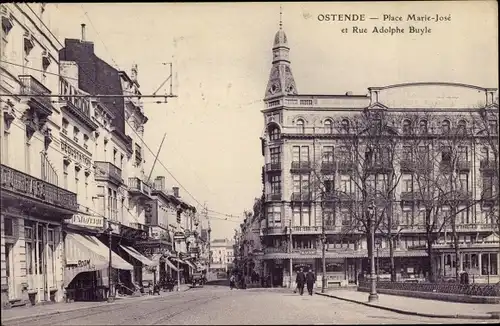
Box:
xmin=264 ymin=10 xmax=298 ymax=99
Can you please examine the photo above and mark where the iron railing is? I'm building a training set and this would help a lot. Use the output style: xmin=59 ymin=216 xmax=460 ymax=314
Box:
xmin=358 ymin=280 xmax=500 ymax=297
xmin=40 ymin=152 xmax=58 ymax=186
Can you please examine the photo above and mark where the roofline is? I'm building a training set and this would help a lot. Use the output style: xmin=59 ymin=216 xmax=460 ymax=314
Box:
xmin=368 ymin=82 xmax=497 ymax=92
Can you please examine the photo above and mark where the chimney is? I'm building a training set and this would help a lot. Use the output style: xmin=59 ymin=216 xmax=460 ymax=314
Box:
xmin=154 ymin=176 xmax=165 ymax=191
xmin=172 ymin=187 xmax=179 ymax=198
xmin=81 ymin=23 xmax=86 ymax=42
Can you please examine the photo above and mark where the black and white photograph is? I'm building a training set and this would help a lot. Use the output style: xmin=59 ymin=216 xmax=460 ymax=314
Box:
xmin=0 ymin=1 xmax=498 ymax=325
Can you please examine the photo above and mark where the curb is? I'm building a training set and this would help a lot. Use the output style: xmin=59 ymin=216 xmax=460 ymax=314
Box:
xmin=2 ymin=286 xmax=193 ymax=323
xmin=315 ymin=292 xmax=499 ymax=320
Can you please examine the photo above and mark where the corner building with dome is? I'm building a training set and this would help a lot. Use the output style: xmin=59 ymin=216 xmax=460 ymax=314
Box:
xmin=259 ymin=23 xmax=499 ymax=288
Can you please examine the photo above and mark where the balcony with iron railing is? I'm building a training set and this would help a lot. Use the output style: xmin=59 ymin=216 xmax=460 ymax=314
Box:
xmin=59 ymin=78 xmax=98 ymax=131
xmin=265 ymin=162 xmax=281 ymax=173
xmin=128 ymin=177 xmax=152 ymax=199
xmin=290 ymin=161 xmax=312 ymax=172
xmin=336 ymin=159 xmax=355 ymax=171
xmin=130 ymin=222 xmax=150 ymax=233
xmin=19 ymin=75 xmax=53 ymax=114
xmin=1 ymin=164 xmax=78 ymax=212
xmin=265 ymin=192 xmax=282 ymax=202
xmin=480 ymin=160 xmax=497 ymax=171
xmin=321 ymin=161 xmax=336 ymax=173
xmin=94 ymin=161 xmax=123 ymax=185
xmin=291 ymin=192 xmax=311 ymax=202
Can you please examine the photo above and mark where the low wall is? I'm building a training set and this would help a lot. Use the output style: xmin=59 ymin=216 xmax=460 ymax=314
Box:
xmin=358 ymin=281 xmax=500 ymax=304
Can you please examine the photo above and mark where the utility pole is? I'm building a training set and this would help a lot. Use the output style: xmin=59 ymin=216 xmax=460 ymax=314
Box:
xmin=204 ymin=203 xmax=211 ymax=273
xmin=288 ymin=219 xmax=293 ymax=288
xmin=321 ymin=208 xmax=327 ymax=293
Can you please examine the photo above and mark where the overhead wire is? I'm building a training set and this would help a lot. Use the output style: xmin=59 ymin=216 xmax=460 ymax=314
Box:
xmin=12 ymin=4 xmax=258 ymax=222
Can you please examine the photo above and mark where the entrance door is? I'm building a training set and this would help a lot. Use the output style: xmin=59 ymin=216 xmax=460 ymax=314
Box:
xmin=5 ymin=243 xmax=15 ymax=300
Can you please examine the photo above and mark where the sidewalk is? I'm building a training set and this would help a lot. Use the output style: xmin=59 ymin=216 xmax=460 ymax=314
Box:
xmin=1 ymin=284 xmax=191 ymax=323
xmin=315 ymin=289 xmax=500 ymax=320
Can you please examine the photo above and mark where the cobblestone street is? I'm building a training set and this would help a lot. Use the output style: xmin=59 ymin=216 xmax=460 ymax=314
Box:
xmin=2 ymin=286 xmax=497 ymax=325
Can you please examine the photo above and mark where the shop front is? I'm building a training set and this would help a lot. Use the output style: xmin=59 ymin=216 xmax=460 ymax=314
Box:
xmin=433 ymin=234 xmax=500 ymax=283
xmin=64 ymin=230 xmax=133 ymax=302
xmin=1 ymin=164 xmax=79 ymax=307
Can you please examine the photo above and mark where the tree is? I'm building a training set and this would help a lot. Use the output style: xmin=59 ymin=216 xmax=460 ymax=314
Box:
xmin=470 ymin=102 xmax=499 ymax=252
xmin=309 ymin=108 xmax=403 ymax=283
xmin=401 ymin=112 xmax=488 ymax=282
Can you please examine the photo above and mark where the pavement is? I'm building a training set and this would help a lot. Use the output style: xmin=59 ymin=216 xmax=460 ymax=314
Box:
xmin=315 ymin=289 xmax=500 ymax=320
xmin=1 ymin=284 xmax=497 ymax=325
xmin=1 ymin=284 xmax=191 ymax=323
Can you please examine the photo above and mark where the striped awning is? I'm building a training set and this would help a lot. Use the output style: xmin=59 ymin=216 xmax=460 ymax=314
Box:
xmin=164 ymin=257 xmax=179 ymax=272
xmin=64 ymin=233 xmax=133 ymax=287
xmin=120 ymin=245 xmax=156 ymax=266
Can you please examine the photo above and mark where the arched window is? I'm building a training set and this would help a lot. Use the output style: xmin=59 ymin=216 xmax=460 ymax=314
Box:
xmin=441 ymin=120 xmax=451 ymax=134
xmin=324 ymin=119 xmax=333 ymax=134
xmin=402 ymin=119 xmax=411 ymax=134
xmin=419 ymin=120 xmax=428 ymax=134
xmin=341 ymin=119 xmax=350 ymax=133
xmin=296 ymin=119 xmax=305 ymax=134
xmin=457 ymin=119 xmax=467 ymax=134
xmin=269 ymin=127 xmax=280 ymax=141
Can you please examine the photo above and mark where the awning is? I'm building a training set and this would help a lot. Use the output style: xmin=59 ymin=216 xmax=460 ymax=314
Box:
xmin=120 ymin=245 xmax=156 ymax=266
xmin=169 ymin=257 xmax=184 ymax=264
xmin=164 ymin=258 xmax=179 ymax=272
xmin=184 ymin=259 xmax=197 ymax=270
xmin=64 ymin=233 xmax=133 ymax=287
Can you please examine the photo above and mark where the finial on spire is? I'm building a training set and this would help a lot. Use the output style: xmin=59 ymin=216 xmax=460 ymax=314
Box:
xmin=279 ymin=5 xmax=283 ymax=29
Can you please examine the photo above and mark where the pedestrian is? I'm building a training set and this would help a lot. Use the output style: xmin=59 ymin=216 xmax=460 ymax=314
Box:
xmin=229 ymin=274 xmax=236 ymax=290
xmin=295 ymin=268 xmax=306 ymax=295
xmin=306 ymin=268 xmax=316 ymax=296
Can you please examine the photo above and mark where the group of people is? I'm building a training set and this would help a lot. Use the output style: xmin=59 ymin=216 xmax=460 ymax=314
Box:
xmin=294 ymin=268 xmax=316 ymax=296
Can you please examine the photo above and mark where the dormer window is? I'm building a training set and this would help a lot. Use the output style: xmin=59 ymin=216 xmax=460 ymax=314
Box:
xmin=296 ymin=119 xmax=305 ymax=134
xmin=441 ymin=120 xmax=450 ymax=134
xmin=402 ymin=119 xmax=411 ymax=134
xmin=419 ymin=120 xmax=428 ymax=134
xmin=457 ymin=119 xmax=467 ymax=134
xmin=324 ymin=119 xmax=333 ymax=134
xmin=341 ymin=119 xmax=350 ymax=133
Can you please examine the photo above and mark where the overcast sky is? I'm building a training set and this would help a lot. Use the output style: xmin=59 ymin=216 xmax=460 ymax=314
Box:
xmin=47 ymin=1 xmax=498 ymax=239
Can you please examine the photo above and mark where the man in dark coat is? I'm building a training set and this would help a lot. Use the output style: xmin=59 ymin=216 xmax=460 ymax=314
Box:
xmin=295 ymin=268 xmax=306 ymax=295
xmin=306 ymin=269 xmax=316 ymax=296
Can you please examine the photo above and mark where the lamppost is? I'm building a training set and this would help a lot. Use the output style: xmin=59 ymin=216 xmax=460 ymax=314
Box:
xmin=176 ymin=239 xmax=181 ymax=291
xmin=288 ymin=220 xmax=293 ymax=288
xmin=105 ymin=221 xmax=114 ymax=303
xmin=367 ymin=201 xmax=379 ymax=302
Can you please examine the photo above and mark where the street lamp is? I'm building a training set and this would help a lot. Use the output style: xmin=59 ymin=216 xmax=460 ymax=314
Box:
xmin=367 ymin=201 xmax=379 ymax=303
xmin=105 ymin=221 xmax=114 ymax=303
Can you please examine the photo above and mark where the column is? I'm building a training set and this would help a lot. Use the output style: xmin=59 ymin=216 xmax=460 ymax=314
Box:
xmin=44 ymin=223 xmax=49 ymax=302
xmin=35 ymin=221 xmax=40 ymax=303
xmin=440 ymin=253 xmax=445 ymax=277
xmin=478 ymin=253 xmax=482 ymax=276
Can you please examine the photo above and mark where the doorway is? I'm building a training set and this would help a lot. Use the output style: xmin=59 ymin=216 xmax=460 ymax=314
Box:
xmin=5 ymin=243 xmax=15 ymax=300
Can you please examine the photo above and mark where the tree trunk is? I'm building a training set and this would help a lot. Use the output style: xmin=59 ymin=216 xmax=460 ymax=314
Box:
xmin=426 ymin=236 xmax=436 ymax=283
xmin=389 ymin=236 xmax=395 ymax=282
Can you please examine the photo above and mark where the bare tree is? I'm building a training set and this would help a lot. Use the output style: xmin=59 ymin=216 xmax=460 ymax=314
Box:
xmin=470 ymin=102 xmax=499 ymax=252
xmin=308 ymin=109 xmax=403 ymax=282
xmin=401 ymin=112 xmax=487 ymax=282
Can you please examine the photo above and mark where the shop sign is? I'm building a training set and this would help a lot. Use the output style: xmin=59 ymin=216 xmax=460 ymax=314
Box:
xmin=293 ymin=263 xmax=313 ymax=272
xmin=174 ymin=231 xmax=185 ymax=241
xmin=292 ymin=249 xmax=317 ymax=255
xmin=70 ymin=214 xmax=104 ymax=228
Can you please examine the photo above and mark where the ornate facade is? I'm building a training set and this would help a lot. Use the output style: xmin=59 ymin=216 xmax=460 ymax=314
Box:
xmin=260 ymin=23 xmax=499 ymax=288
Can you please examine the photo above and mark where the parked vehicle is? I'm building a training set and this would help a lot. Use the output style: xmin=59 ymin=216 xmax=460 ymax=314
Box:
xmin=191 ymin=272 xmax=205 ymax=287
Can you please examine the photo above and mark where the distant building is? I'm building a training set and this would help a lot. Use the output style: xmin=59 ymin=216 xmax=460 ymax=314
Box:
xmin=210 ymin=238 xmax=235 ymax=272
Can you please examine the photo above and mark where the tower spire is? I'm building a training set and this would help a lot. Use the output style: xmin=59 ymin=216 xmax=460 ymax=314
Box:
xmin=279 ymin=5 xmax=283 ymax=30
